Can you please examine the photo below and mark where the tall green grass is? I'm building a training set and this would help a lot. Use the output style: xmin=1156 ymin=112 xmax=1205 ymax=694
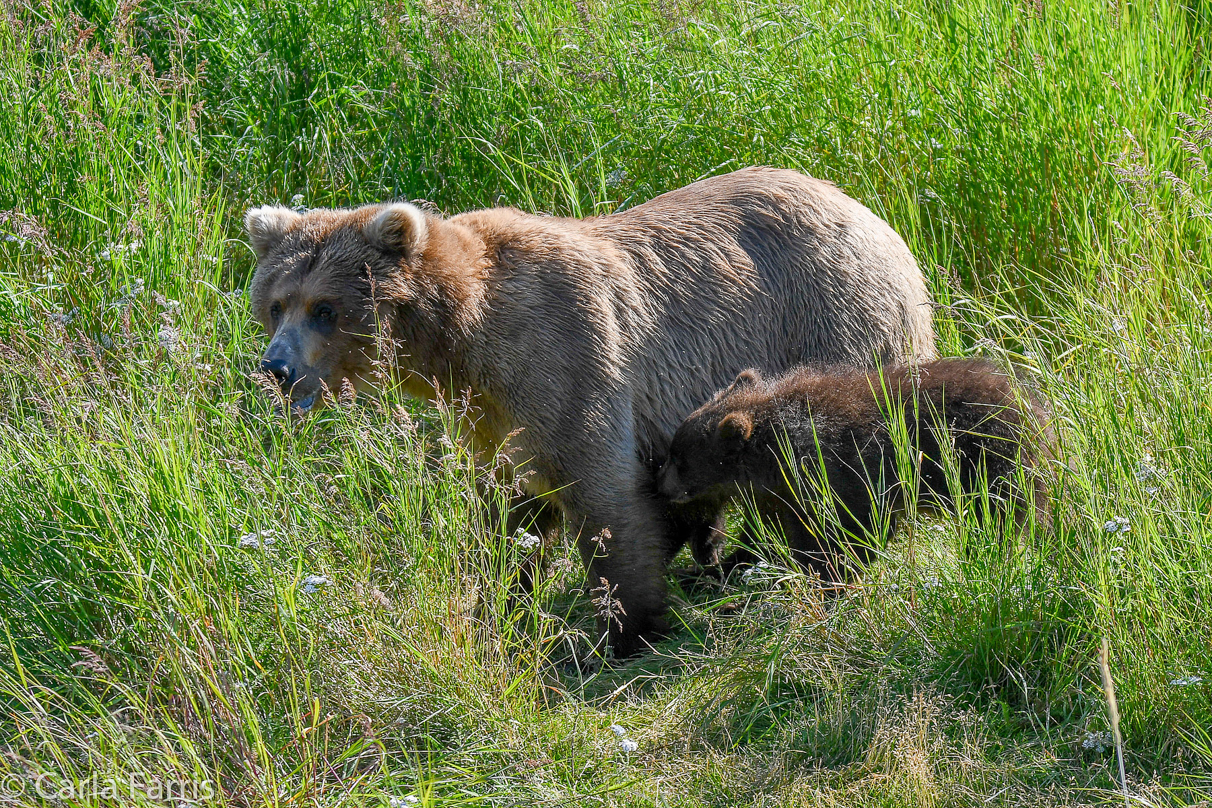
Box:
xmin=1 ymin=0 xmax=1211 ymax=804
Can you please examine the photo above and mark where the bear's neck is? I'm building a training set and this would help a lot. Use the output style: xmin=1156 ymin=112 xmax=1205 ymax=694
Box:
xmin=387 ymin=287 xmax=516 ymax=457
xmin=387 ymin=282 xmax=481 ymax=386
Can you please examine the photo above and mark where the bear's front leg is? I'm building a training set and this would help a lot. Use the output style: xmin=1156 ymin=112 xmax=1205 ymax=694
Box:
xmin=572 ymin=499 xmax=673 ymax=659
xmin=477 ymin=481 xmax=563 ymax=594
xmin=504 ymin=493 xmax=563 ymax=593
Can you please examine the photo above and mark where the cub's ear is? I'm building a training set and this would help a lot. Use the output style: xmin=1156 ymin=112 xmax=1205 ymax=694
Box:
xmin=720 ymin=368 xmax=762 ymax=397
xmin=733 ymin=369 xmax=762 ymax=389
xmin=363 ymin=202 xmax=428 ymax=256
xmin=244 ymin=205 xmax=301 ymax=260
xmin=718 ymin=411 xmax=754 ymax=448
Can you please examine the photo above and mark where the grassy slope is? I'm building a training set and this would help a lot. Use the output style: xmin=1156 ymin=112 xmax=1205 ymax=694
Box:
xmin=1 ymin=0 xmax=1211 ymax=804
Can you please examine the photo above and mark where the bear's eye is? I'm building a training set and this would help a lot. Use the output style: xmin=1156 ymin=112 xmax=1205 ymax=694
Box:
xmin=312 ymin=303 xmax=336 ymax=324
xmin=269 ymin=302 xmax=282 ymax=321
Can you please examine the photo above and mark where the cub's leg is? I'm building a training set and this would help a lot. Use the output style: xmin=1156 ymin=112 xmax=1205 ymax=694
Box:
xmin=764 ymin=496 xmax=847 ymax=581
xmin=659 ymin=497 xmax=730 ymax=567
xmin=769 ymin=488 xmax=886 ymax=581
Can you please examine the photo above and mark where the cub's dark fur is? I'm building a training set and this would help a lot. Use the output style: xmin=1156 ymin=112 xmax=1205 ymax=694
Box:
xmin=657 ymin=359 xmax=1051 ymax=578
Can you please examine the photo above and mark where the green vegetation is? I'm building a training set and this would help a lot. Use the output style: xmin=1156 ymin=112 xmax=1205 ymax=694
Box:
xmin=1 ymin=0 xmax=1210 ymax=804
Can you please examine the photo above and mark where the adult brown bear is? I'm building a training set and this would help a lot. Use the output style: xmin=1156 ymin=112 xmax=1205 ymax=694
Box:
xmin=245 ymin=167 xmax=936 ymax=656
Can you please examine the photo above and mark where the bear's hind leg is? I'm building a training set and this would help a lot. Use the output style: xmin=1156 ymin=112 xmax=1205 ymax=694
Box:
xmin=482 ymin=488 xmax=563 ymax=594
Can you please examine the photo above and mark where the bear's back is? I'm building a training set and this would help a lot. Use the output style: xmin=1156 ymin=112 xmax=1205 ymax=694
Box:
xmin=590 ymin=168 xmax=935 ymax=447
xmin=758 ymin=359 xmax=1044 ymax=476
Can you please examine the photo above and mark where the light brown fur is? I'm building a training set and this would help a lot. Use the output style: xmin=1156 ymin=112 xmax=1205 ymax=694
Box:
xmin=246 ymin=167 xmax=936 ymax=656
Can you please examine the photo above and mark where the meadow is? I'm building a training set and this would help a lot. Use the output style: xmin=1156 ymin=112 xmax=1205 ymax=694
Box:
xmin=1 ymin=0 xmax=1211 ymax=804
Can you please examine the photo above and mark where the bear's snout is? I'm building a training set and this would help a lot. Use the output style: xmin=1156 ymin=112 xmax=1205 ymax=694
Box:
xmin=260 ymin=335 xmax=299 ymax=389
xmin=260 ymin=355 xmax=293 ymax=387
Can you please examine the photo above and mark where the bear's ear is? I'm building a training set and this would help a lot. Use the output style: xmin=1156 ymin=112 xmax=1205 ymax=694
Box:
xmin=718 ymin=411 xmax=754 ymax=448
xmin=732 ymin=369 xmax=762 ymax=389
xmin=363 ymin=202 xmax=428 ymax=256
xmin=718 ymin=368 xmax=762 ymax=399
xmin=245 ymin=205 xmax=302 ymax=260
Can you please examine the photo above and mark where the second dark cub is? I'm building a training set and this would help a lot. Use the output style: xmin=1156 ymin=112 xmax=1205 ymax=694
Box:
xmin=657 ymin=358 xmax=1051 ymax=579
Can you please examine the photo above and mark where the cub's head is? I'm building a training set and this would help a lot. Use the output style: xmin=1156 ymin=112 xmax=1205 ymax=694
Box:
xmin=657 ymin=369 xmax=764 ymax=504
xmin=245 ymin=202 xmax=445 ymax=411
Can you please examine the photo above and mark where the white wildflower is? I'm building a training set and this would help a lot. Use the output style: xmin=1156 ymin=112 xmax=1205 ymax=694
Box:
xmin=1135 ymin=454 xmax=1163 ymax=494
xmin=389 ymin=797 xmax=419 ymax=807
xmin=291 ymin=193 xmax=307 ymax=213
xmin=153 ymin=292 xmax=181 ymax=310
xmin=740 ymin=561 xmax=768 ymax=585
xmin=1103 ymin=516 xmax=1130 ymax=534
xmin=1170 ymin=675 xmax=1203 ymax=687
xmin=109 ymin=278 xmax=145 ymax=309
xmin=907 ymin=108 xmax=921 ymax=118
xmin=1112 ymin=317 xmax=1127 ymax=333
xmin=1081 ymin=730 xmax=1113 ymax=752
xmin=609 ymin=724 xmax=627 ymax=737
xmin=301 ymin=574 xmax=329 ymax=594
xmin=605 ymin=167 xmax=627 ymax=188
xmin=99 ymin=241 xmax=141 ymax=261
xmin=50 ymin=308 xmax=78 ymax=326
xmin=238 ymin=530 xmax=276 ymax=550
xmin=515 ymin=530 xmax=542 ymax=551
xmin=619 ymin=738 xmax=638 ymax=753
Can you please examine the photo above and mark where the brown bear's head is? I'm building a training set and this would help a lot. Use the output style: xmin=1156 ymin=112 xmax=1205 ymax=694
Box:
xmin=245 ymin=202 xmax=483 ymax=411
xmin=657 ymin=369 xmax=764 ymax=504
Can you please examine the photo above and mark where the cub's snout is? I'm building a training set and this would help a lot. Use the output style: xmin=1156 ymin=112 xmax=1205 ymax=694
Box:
xmin=656 ymin=460 xmax=690 ymax=504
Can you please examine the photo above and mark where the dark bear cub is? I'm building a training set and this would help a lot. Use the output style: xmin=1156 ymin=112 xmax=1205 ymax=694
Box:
xmin=657 ymin=359 xmax=1051 ymax=579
